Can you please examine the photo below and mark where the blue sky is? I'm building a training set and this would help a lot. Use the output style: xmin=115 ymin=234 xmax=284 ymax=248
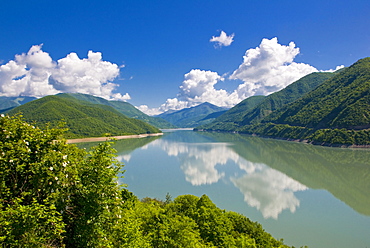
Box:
xmin=0 ymin=0 xmax=369 ymax=114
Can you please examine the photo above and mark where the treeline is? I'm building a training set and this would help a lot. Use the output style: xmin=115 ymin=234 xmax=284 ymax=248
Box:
xmin=237 ymin=123 xmax=370 ymax=146
xmin=0 ymin=115 xmax=297 ymax=247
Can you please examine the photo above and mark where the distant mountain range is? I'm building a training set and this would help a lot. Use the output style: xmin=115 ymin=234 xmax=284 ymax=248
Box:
xmin=0 ymin=96 xmax=37 ymax=112
xmin=197 ymin=58 xmax=370 ymax=146
xmin=156 ymin=102 xmax=229 ymax=128
xmin=6 ymin=94 xmax=161 ymax=138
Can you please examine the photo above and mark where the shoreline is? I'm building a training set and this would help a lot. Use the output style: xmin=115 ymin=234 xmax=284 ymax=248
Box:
xmin=195 ymin=129 xmax=370 ymax=149
xmin=66 ymin=132 xmax=163 ymax=144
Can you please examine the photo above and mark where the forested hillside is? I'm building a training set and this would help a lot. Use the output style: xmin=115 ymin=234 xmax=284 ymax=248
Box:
xmin=157 ymin=102 xmax=228 ymax=128
xmin=264 ymin=58 xmax=370 ymax=129
xmin=57 ymin=93 xmax=176 ymax=129
xmin=198 ymin=72 xmax=335 ymax=131
xmin=7 ymin=95 xmax=161 ymax=138
xmin=198 ymin=58 xmax=370 ymax=146
xmin=197 ymin=95 xmax=266 ymax=130
xmin=0 ymin=115 xmax=295 ymax=247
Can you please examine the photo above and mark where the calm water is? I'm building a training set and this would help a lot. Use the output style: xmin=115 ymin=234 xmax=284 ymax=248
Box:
xmin=80 ymin=130 xmax=370 ymax=248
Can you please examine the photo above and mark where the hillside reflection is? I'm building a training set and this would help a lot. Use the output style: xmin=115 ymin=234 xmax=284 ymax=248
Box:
xmin=141 ymin=131 xmax=308 ymax=219
xmin=105 ymin=130 xmax=370 ymax=218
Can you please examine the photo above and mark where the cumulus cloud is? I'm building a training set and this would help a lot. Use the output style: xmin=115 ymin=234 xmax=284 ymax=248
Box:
xmin=159 ymin=69 xmax=238 ymax=111
xmin=140 ymin=37 xmax=328 ymax=115
xmin=321 ymin=65 xmax=345 ymax=72
xmin=138 ymin=69 xmax=241 ymax=115
xmin=0 ymin=45 xmax=129 ymax=101
xmin=229 ymin=37 xmax=318 ymax=98
xmin=210 ymin=31 xmax=235 ymax=48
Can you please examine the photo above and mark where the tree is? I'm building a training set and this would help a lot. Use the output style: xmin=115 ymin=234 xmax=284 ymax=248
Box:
xmin=0 ymin=115 xmax=125 ymax=247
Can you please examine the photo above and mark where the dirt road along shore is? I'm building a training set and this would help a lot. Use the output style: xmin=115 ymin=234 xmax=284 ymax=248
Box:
xmin=66 ymin=133 xmax=163 ymax=144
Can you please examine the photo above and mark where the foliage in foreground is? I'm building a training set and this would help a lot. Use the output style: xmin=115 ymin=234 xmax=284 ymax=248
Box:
xmin=0 ymin=115 xmax=295 ymax=247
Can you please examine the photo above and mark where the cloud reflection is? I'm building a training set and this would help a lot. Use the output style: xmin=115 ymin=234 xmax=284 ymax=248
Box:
xmin=149 ymin=137 xmax=307 ymax=219
xmin=154 ymin=139 xmax=233 ymax=185
xmin=231 ymin=167 xmax=307 ymax=219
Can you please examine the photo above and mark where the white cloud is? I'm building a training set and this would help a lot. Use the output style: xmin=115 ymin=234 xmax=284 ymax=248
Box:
xmin=210 ymin=31 xmax=235 ymax=48
xmin=0 ymin=45 xmax=129 ymax=101
xmin=137 ymin=104 xmax=163 ymax=116
xmin=229 ymin=37 xmax=318 ymax=98
xmin=320 ymin=65 xmax=345 ymax=72
xmin=0 ymin=45 xmax=58 ymax=97
xmin=140 ymin=69 xmax=241 ymax=115
xmin=140 ymin=37 xmax=325 ymax=115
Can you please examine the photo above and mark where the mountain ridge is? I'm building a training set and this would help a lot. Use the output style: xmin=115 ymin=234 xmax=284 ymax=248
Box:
xmin=7 ymin=95 xmax=161 ymax=138
xmin=57 ymin=93 xmax=176 ymax=129
xmin=197 ymin=58 xmax=370 ymax=146
xmin=157 ymin=102 xmax=229 ymax=128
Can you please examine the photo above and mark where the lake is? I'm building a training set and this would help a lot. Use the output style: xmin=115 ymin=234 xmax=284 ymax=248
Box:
xmin=79 ymin=129 xmax=370 ymax=248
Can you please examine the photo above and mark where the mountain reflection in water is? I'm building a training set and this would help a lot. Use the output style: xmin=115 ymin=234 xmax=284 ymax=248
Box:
xmin=80 ymin=130 xmax=370 ymax=247
xmin=87 ymin=130 xmax=370 ymax=218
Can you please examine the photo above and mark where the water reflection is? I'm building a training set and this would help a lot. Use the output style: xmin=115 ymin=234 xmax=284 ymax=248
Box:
xmin=136 ymin=132 xmax=308 ymax=219
xmin=80 ymin=130 xmax=370 ymax=247
xmin=231 ymin=168 xmax=307 ymax=219
xmin=101 ymin=130 xmax=370 ymax=218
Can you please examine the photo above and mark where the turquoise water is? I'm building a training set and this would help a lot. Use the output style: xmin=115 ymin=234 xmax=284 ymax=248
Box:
xmin=82 ymin=130 xmax=370 ymax=247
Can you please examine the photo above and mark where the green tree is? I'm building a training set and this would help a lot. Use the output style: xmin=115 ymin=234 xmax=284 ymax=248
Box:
xmin=0 ymin=115 xmax=125 ymax=247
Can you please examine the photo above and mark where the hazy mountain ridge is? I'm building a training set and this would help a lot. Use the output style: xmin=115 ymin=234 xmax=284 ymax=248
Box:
xmin=7 ymin=95 xmax=161 ymax=138
xmin=157 ymin=102 xmax=229 ymax=128
xmin=0 ymin=96 xmax=37 ymax=112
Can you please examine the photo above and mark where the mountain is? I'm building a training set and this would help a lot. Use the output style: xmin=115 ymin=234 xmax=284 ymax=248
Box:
xmin=198 ymin=72 xmax=335 ymax=131
xmin=240 ymin=57 xmax=370 ymax=146
xmin=56 ymin=93 xmax=176 ymax=128
xmin=7 ymin=95 xmax=161 ymax=138
xmin=197 ymin=95 xmax=266 ymax=130
xmin=157 ymin=102 xmax=229 ymax=128
xmin=264 ymin=59 xmax=370 ymax=129
xmin=0 ymin=96 xmax=37 ymax=112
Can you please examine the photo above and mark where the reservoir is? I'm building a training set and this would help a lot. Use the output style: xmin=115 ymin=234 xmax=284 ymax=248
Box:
xmin=80 ymin=129 xmax=370 ymax=247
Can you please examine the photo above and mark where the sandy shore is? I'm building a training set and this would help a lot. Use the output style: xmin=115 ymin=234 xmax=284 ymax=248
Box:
xmin=66 ymin=133 xmax=163 ymax=144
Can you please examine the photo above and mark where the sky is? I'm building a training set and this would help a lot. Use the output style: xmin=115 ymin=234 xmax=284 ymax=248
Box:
xmin=0 ymin=0 xmax=369 ymax=115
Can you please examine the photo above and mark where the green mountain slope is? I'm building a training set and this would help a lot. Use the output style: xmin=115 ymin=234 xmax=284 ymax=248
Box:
xmin=7 ymin=95 xmax=161 ymax=138
xmin=265 ymin=58 xmax=370 ymax=129
xmin=197 ymin=95 xmax=266 ymax=130
xmin=157 ymin=102 xmax=229 ymax=128
xmin=0 ymin=96 xmax=36 ymax=112
xmin=57 ymin=93 xmax=175 ymax=128
xmin=242 ymin=72 xmax=336 ymax=125
xmin=241 ymin=57 xmax=370 ymax=146
xmin=198 ymin=72 xmax=335 ymax=131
